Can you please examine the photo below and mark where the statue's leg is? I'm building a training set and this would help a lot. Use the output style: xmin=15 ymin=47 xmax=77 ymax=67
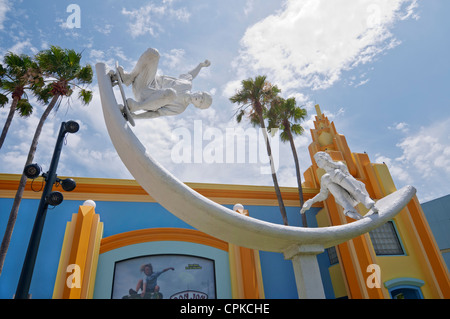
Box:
xmin=128 ymin=88 xmax=176 ymax=112
xmin=121 ymin=48 xmax=160 ymax=86
xmin=338 ymin=177 xmax=376 ymax=210
xmin=327 ymin=183 xmax=364 ymax=220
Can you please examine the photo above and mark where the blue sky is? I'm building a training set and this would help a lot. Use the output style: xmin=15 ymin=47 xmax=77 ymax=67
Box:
xmin=0 ymin=0 xmax=449 ymax=203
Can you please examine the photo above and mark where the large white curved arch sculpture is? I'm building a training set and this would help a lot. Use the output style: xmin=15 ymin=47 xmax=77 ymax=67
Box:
xmin=96 ymin=62 xmax=415 ymax=298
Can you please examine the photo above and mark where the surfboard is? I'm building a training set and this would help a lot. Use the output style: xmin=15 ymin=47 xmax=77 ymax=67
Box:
xmin=114 ymin=61 xmax=135 ymax=127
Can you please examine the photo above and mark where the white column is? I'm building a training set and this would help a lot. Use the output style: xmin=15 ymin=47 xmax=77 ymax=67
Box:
xmin=283 ymin=244 xmax=326 ymax=299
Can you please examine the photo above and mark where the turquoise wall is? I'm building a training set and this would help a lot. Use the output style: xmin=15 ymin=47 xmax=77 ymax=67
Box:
xmin=421 ymin=194 xmax=450 ymax=272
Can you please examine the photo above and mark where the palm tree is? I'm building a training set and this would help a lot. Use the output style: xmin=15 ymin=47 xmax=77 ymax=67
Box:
xmin=267 ymin=97 xmax=308 ymax=226
xmin=0 ymin=53 xmax=43 ymax=149
xmin=230 ymin=75 xmax=289 ymax=226
xmin=0 ymin=46 xmax=93 ymax=275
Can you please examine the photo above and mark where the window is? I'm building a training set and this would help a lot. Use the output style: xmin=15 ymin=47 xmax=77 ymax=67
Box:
xmin=327 ymin=246 xmax=339 ymax=265
xmin=369 ymin=221 xmax=404 ymax=255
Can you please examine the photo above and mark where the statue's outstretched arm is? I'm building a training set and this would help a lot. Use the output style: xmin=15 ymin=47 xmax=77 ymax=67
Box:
xmin=300 ymin=187 xmax=329 ymax=214
xmin=188 ymin=60 xmax=211 ymax=79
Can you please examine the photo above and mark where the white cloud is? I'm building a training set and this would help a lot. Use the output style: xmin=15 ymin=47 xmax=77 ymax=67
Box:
xmin=89 ymin=49 xmax=105 ymax=60
xmin=374 ymin=118 xmax=450 ymax=202
xmin=244 ymin=0 xmax=254 ymax=16
xmin=396 ymin=119 xmax=450 ymax=178
xmin=222 ymin=79 xmax=242 ymax=99
xmin=0 ymin=0 xmax=10 ymax=30
xmin=227 ymin=0 xmax=419 ymax=94
xmin=121 ymin=5 xmax=163 ymax=38
xmin=162 ymin=49 xmax=186 ymax=69
xmin=87 ymin=47 xmax=136 ymax=71
xmin=121 ymin=3 xmax=190 ymax=38
xmin=0 ymin=102 xmax=60 ymax=174
xmin=94 ymin=24 xmax=113 ymax=35
xmin=389 ymin=121 xmax=409 ymax=133
xmin=374 ymin=154 xmax=413 ymax=184
xmin=0 ymin=39 xmax=36 ymax=59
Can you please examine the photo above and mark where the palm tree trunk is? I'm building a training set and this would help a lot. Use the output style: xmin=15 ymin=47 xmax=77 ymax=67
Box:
xmin=0 ymin=94 xmax=60 ymax=276
xmin=286 ymin=126 xmax=307 ymax=227
xmin=0 ymin=97 xmax=19 ymax=149
xmin=257 ymin=111 xmax=289 ymax=226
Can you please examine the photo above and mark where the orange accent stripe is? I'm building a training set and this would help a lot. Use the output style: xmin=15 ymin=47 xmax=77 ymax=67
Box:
xmin=352 ymin=234 xmax=384 ymax=299
xmin=326 ymin=198 xmax=364 ymax=299
xmin=0 ymin=173 xmax=319 ymax=205
xmin=99 ymin=228 xmax=228 ymax=254
xmin=63 ymin=206 xmax=96 ymax=299
xmin=239 ymin=246 xmax=262 ymax=299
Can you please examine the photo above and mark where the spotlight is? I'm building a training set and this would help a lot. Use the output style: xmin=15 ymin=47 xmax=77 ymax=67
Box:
xmin=64 ymin=121 xmax=79 ymax=134
xmin=24 ymin=163 xmax=42 ymax=179
xmin=60 ymin=178 xmax=76 ymax=192
xmin=233 ymin=203 xmax=244 ymax=212
xmin=46 ymin=191 xmax=64 ymax=206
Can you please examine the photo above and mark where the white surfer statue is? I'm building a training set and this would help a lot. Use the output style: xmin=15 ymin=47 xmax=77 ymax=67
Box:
xmin=112 ymin=47 xmax=212 ymax=120
xmin=300 ymin=152 xmax=378 ymax=220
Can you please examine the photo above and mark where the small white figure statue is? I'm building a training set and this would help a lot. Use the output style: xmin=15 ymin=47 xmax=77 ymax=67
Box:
xmin=300 ymin=152 xmax=378 ymax=220
xmin=116 ymin=48 xmax=212 ymax=119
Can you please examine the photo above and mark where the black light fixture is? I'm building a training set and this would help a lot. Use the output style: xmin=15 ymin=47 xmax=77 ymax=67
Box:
xmin=64 ymin=120 xmax=79 ymax=134
xmin=23 ymin=163 xmax=42 ymax=180
xmin=60 ymin=178 xmax=76 ymax=192
xmin=15 ymin=120 xmax=79 ymax=299
xmin=46 ymin=191 xmax=64 ymax=206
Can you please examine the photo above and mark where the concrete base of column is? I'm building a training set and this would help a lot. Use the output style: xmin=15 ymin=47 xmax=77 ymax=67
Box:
xmin=284 ymin=244 xmax=325 ymax=299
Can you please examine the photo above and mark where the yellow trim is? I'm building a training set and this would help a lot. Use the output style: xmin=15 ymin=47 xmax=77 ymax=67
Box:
xmin=53 ymin=206 xmax=103 ymax=299
xmin=0 ymin=173 xmax=317 ymax=207
xmin=253 ymin=249 xmax=265 ymax=298
xmin=52 ymin=217 xmax=77 ymax=299
xmin=373 ymin=164 xmax=397 ymax=195
xmin=65 ymin=206 xmax=95 ymax=299
xmin=100 ymin=228 xmax=228 ymax=254
xmin=227 ymin=209 xmax=265 ymax=299
xmin=329 ymin=264 xmax=347 ymax=298
xmin=228 ymin=243 xmax=245 ymax=298
xmin=80 ymin=213 xmax=102 ymax=299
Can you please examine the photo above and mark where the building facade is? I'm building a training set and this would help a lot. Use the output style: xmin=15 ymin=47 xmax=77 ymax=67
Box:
xmin=0 ymin=105 xmax=448 ymax=299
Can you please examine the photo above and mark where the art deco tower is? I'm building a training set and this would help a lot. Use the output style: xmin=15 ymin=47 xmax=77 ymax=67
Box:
xmin=302 ymin=105 xmax=450 ymax=299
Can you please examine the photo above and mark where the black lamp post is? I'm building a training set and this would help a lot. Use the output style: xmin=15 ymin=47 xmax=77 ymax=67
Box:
xmin=14 ymin=120 xmax=79 ymax=299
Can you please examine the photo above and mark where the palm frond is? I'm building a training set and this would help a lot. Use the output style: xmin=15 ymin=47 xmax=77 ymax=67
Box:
xmin=0 ymin=93 xmax=8 ymax=107
xmin=236 ymin=109 xmax=245 ymax=123
xmin=0 ymin=64 xmax=6 ymax=77
xmin=36 ymin=46 xmax=93 ymax=106
xmin=280 ymin=130 xmax=290 ymax=142
xmin=76 ymin=65 xmax=93 ymax=84
xmin=78 ymin=89 xmax=93 ymax=105
xmin=34 ymin=84 xmax=53 ymax=104
xmin=16 ymin=98 xmax=33 ymax=117
xmin=290 ymin=123 xmax=304 ymax=135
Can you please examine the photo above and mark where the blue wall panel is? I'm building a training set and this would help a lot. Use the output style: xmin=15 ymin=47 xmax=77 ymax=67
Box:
xmin=0 ymin=196 xmax=333 ymax=299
